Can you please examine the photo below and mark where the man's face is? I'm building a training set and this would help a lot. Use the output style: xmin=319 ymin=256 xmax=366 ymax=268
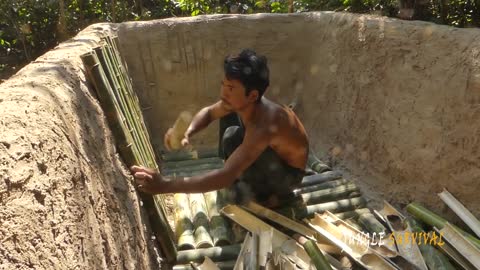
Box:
xmin=220 ymin=77 xmax=257 ymax=111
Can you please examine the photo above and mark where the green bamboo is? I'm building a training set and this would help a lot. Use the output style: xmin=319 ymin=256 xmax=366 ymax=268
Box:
xmin=301 ymin=183 xmax=360 ymax=205
xmin=409 ymin=218 xmax=457 ymax=270
xmin=345 ymin=218 xmax=364 ymax=232
xmin=83 ymin=40 xmax=177 ymax=262
xmin=296 ymin=235 xmax=333 ymax=270
xmin=278 ymin=197 xmax=366 ymax=220
xmin=357 ymin=212 xmax=386 ymax=234
xmin=333 ymin=208 xmax=371 ymax=220
xmin=300 ymin=171 xmax=343 ymax=187
xmin=80 ymin=52 xmax=138 ymax=166
xmin=189 ymin=193 xmax=214 ymax=248
xmin=173 ymin=193 xmax=195 ymax=250
xmin=293 ymin=178 xmax=353 ymax=196
xmin=204 ymin=191 xmax=232 ymax=246
xmin=175 ymin=244 xmax=241 ymax=264
xmin=407 ymin=203 xmax=480 ymax=249
xmin=307 ymin=150 xmax=331 ymax=173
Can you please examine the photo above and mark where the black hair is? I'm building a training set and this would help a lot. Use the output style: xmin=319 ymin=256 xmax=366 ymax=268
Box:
xmin=223 ymin=49 xmax=270 ymax=102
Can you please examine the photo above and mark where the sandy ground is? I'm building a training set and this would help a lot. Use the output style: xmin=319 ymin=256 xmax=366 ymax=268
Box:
xmin=0 ymin=24 xmax=160 ymax=269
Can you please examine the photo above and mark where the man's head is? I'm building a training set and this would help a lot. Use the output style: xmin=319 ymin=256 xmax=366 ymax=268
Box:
xmin=221 ymin=49 xmax=269 ymax=109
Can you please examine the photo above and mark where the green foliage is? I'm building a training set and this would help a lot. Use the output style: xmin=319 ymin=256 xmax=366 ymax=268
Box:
xmin=0 ymin=0 xmax=478 ymax=77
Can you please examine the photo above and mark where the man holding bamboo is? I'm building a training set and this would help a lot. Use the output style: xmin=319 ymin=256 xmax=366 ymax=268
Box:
xmin=131 ymin=49 xmax=309 ymax=207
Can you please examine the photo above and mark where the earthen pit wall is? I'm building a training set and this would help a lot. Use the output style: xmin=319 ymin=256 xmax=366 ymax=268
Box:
xmin=118 ymin=12 xmax=480 ymax=217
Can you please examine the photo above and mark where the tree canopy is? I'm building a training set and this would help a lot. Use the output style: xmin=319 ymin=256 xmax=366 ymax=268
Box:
xmin=0 ymin=0 xmax=479 ymax=79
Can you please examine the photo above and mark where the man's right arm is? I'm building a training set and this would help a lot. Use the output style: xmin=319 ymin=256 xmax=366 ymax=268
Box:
xmin=184 ymin=100 xmax=232 ymax=139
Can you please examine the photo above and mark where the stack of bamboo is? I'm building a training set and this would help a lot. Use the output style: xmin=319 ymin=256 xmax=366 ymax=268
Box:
xmin=81 ymin=36 xmax=176 ymax=262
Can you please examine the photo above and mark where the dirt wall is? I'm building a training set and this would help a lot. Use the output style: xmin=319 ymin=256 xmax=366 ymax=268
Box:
xmin=0 ymin=24 xmax=160 ymax=269
xmin=118 ymin=13 xmax=480 ymax=217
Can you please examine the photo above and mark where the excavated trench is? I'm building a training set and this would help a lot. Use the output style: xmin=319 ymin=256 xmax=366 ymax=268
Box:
xmin=1 ymin=12 xmax=480 ymax=269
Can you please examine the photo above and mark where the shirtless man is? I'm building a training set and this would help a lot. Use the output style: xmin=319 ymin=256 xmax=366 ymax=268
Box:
xmin=131 ymin=49 xmax=309 ymax=207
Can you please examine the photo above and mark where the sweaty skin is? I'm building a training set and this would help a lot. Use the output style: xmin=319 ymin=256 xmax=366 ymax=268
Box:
xmin=131 ymin=78 xmax=308 ymax=194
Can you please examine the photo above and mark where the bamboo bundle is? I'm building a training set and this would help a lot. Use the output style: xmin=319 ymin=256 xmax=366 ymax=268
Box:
xmin=407 ymin=203 xmax=480 ymax=249
xmin=204 ymin=191 xmax=232 ymax=246
xmin=173 ymin=193 xmax=195 ymax=250
xmin=300 ymin=183 xmax=360 ymax=205
xmin=300 ymin=171 xmax=343 ymax=187
xmin=190 ymin=193 xmax=214 ymax=248
xmin=307 ymin=150 xmax=331 ymax=173
xmin=176 ymin=245 xmax=242 ymax=264
xmin=82 ymin=39 xmax=177 ymax=262
xmin=293 ymin=178 xmax=353 ymax=196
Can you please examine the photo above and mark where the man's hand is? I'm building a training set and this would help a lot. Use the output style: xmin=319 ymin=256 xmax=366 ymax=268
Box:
xmin=130 ymin=165 xmax=165 ymax=194
xmin=164 ymin=128 xmax=191 ymax=151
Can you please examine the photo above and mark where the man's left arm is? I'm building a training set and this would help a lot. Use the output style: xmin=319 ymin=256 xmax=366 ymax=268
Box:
xmin=136 ymin=128 xmax=271 ymax=194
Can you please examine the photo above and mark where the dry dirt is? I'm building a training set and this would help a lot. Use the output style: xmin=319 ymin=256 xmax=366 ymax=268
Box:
xmin=0 ymin=24 xmax=160 ymax=269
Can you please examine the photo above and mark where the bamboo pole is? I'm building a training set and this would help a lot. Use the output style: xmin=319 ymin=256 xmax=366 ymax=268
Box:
xmin=357 ymin=212 xmax=386 ymax=234
xmin=300 ymin=171 xmax=342 ymax=187
xmin=407 ymin=202 xmax=480 ymax=249
xmin=333 ymin=208 xmax=371 ymax=220
xmin=295 ymin=234 xmax=333 ymax=270
xmin=204 ymin=191 xmax=232 ymax=246
xmin=190 ymin=193 xmax=214 ymax=248
xmin=438 ymin=189 xmax=480 ymax=238
xmin=300 ymin=183 xmax=360 ymax=205
xmin=83 ymin=41 xmax=177 ymax=262
xmin=173 ymin=193 xmax=195 ymax=250
xmin=293 ymin=178 xmax=353 ymax=196
xmin=307 ymin=150 xmax=331 ymax=173
xmin=278 ymin=196 xmax=366 ymax=220
xmin=175 ymin=244 xmax=242 ymax=264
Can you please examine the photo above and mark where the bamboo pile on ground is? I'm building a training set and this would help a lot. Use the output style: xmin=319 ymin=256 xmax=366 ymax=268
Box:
xmin=81 ymin=36 xmax=176 ymax=262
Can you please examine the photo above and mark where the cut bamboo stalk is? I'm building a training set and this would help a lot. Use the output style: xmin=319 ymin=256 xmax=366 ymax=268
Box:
xmin=407 ymin=203 xmax=480 ymax=249
xmin=307 ymin=150 xmax=331 ymax=173
xmin=378 ymin=201 xmax=428 ymax=270
xmin=438 ymin=189 xmax=480 ymax=238
xmin=300 ymin=171 xmax=343 ymax=187
xmin=357 ymin=212 xmax=387 ymax=234
xmin=204 ymin=191 xmax=232 ymax=246
xmin=307 ymin=213 xmax=397 ymax=270
xmin=233 ymin=233 xmax=252 ymax=270
xmin=173 ymin=193 xmax=195 ymax=250
xmin=176 ymin=244 xmax=242 ymax=264
xmin=190 ymin=193 xmax=214 ymax=248
xmin=293 ymin=178 xmax=353 ymax=196
xmin=435 ymin=233 xmax=477 ymax=270
xmin=333 ymin=208 xmax=371 ymax=220
xmin=162 ymin=148 xmax=219 ymax=162
xmin=169 ymin=111 xmax=193 ymax=150
xmin=437 ymin=223 xmax=480 ymax=268
xmin=295 ymin=234 xmax=333 ymax=270
xmin=192 ymin=256 xmax=221 ymax=270
xmin=280 ymin=196 xmax=367 ymax=220
xmin=320 ymin=211 xmax=400 ymax=259
xmin=301 ymin=183 xmax=360 ymax=205
xmin=409 ymin=218 xmax=457 ymax=270
xmin=344 ymin=219 xmax=364 ymax=232
xmin=258 ymin=229 xmax=272 ymax=267
xmin=220 ymin=205 xmax=312 ymax=266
